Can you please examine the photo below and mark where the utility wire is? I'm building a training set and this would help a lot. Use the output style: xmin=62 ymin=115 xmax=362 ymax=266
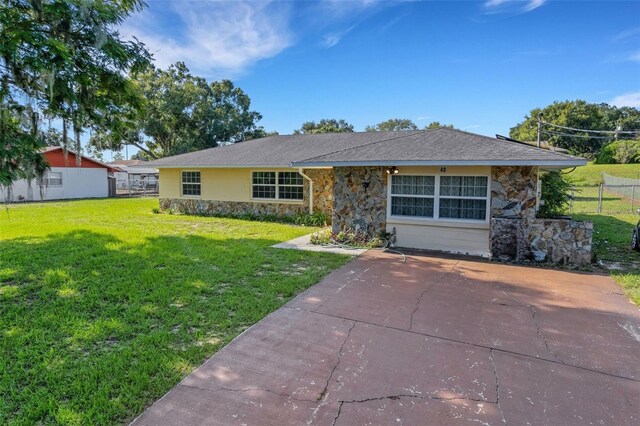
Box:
xmin=542 ymin=120 xmax=640 ymax=135
xmin=542 ymin=130 xmax=615 ymax=140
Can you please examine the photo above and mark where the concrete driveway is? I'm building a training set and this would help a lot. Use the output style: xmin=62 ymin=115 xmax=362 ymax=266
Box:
xmin=133 ymin=251 xmax=640 ymax=425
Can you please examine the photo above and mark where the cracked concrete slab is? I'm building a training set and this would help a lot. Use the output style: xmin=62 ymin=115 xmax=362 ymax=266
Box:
xmin=326 ymin=324 xmax=497 ymax=404
xmin=287 ymin=250 xmax=458 ymax=330
xmin=333 ymin=396 xmax=503 ymax=426
xmin=181 ymin=309 xmax=354 ymax=402
xmin=132 ymin=251 xmax=640 ymax=425
xmin=493 ymin=351 xmax=640 ymax=425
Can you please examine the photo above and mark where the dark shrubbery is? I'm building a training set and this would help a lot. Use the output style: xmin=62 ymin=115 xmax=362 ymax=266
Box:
xmin=595 ymin=140 xmax=640 ymax=164
xmin=537 ymin=171 xmax=573 ymax=218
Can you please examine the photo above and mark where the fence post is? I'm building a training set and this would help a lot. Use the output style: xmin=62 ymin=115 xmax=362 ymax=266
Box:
xmin=569 ymin=189 xmax=574 ymax=214
xmin=632 ymin=185 xmax=636 ymax=213
xmin=598 ymin=184 xmax=603 ymax=213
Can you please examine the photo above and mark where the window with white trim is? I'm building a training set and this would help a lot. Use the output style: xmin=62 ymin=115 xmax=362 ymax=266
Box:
xmin=43 ymin=171 xmax=63 ymax=187
xmin=252 ymin=171 xmax=304 ymax=200
xmin=181 ymin=171 xmax=201 ymax=196
xmin=389 ymin=175 xmax=488 ymax=221
xmin=390 ymin=175 xmax=435 ymax=218
xmin=439 ymin=176 xmax=488 ymax=220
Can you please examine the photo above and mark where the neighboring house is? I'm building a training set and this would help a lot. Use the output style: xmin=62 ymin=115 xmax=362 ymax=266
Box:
xmin=105 ymin=160 xmax=159 ymax=190
xmin=4 ymin=147 xmax=119 ymax=202
xmin=147 ymin=128 xmax=591 ymax=264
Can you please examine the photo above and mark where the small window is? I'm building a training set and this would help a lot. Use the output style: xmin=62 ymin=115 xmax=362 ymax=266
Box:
xmin=252 ymin=171 xmax=276 ymax=199
xmin=181 ymin=171 xmax=201 ymax=196
xmin=278 ymin=172 xmax=304 ymax=200
xmin=252 ymin=171 xmax=304 ymax=200
xmin=44 ymin=172 xmax=63 ymax=187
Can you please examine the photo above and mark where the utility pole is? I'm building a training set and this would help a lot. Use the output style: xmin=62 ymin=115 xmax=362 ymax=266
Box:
xmin=537 ymin=112 xmax=543 ymax=148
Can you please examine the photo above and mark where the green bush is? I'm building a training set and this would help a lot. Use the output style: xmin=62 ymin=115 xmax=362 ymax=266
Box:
xmin=309 ymin=228 xmax=383 ymax=248
xmin=595 ymin=140 xmax=640 ymax=164
xmin=537 ymin=171 xmax=573 ymax=218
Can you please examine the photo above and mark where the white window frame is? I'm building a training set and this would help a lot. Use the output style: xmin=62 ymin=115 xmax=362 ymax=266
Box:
xmin=250 ymin=171 xmax=304 ymax=202
xmin=387 ymin=173 xmax=491 ymax=224
xmin=181 ymin=170 xmax=201 ymax=198
xmin=43 ymin=171 xmax=63 ymax=187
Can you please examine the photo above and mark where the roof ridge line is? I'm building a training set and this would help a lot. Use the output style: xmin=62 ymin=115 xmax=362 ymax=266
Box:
xmin=292 ymin=130 xmax=428 ymax=164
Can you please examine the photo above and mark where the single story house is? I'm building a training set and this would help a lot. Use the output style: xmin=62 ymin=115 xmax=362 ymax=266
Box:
xmin=4 ymin=147 xmax=119 ymax=202
xmin=147 ymin=128 xmax=591 ymax=264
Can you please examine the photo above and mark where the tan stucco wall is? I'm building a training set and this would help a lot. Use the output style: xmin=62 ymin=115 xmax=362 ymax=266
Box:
xmin=397 ymin=165 xmax=491 ymax=176
xmin=158 ymin=168 xmax=304 ymax=205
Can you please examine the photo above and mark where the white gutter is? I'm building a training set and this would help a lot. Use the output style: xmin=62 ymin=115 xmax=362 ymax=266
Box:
xmin=298 ymin=168 xmax=313 ymax=214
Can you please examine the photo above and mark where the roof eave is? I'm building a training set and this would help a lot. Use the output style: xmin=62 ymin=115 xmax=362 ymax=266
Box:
xmin=152 ymin=164 xmax=294 ymax=169
xmin=290 ymin=159 xmax=588 ymax=168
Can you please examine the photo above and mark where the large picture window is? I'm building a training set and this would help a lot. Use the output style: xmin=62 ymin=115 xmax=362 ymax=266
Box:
xmin=252 ymin=171 xmax=304 ymax=200
xmin=181 ymin=171 xmax=201 ymax=196
xmin=390 ymin=175 xmax=488 ymax=221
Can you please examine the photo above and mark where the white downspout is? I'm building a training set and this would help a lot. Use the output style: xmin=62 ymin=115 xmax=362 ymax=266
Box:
xmin=298 ymin=168 xmax=313 ymax=214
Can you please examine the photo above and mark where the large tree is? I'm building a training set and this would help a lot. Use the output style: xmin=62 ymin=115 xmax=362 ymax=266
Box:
xmin=0 ymin=0 xmax=150 ymax=183
xmin=510 ymin=100 xmax=640 ymax=156
xmin=294 ymin=119 xmax=354 ymax=134
xmin=90 ymin=62 xmax=265 ymax=158
xmin=365 ymin=118 xmax=418 ymax=132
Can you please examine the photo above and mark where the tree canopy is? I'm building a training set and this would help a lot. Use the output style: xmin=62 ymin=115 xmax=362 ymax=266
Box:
xmin=365 ymin=119 xmax=418 ymax=132
xmin=0 ymin=0 xmax=150 ymax=185
xmin=425 ymin=121 xmax=454 ymax=129
xmin=509 ymin=100 xmax=640 ymax=157
xmin=90 ymin=62 xmax=266 ymax=158
xmin=294 ymin=119 xmax=354 ymax=134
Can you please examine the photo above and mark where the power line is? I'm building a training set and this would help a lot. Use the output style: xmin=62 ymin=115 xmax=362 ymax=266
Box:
xmin=542 ymin=120 xmax=640 ymax=135
xmin=542 ymin=130 xmax=616 ymax=140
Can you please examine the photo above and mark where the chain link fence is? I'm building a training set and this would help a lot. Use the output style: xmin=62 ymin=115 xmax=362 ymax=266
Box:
xmin=569 ymin=173 xmax=640 ymax=214
xmin=116 ymin=181 xmax=159 ymax=197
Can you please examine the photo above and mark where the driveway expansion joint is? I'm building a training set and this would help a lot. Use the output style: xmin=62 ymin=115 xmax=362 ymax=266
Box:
xmin=284 ymin=306 xmax=640 ymax=384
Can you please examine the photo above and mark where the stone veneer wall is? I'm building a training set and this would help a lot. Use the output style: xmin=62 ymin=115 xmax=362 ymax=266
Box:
xmin=491 ymin=166 xmax=538 ymax=219
xmin=332 ymin=166 xmax=387 ymax=236
xmin=303 ymin=168 xmax=334 ymax=217
xmin=159 ymin=198 xmax=307 ymax=217
xmin=490 ymin=218 xmax=592 ymax=266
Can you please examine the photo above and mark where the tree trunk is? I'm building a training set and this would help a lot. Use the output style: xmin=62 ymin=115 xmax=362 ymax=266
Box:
xmin=73 ymin=116 xmax=81 ymax=167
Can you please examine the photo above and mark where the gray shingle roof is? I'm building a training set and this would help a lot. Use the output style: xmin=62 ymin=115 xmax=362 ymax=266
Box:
xmin=146 ymin=128 xmax=586 ymax=168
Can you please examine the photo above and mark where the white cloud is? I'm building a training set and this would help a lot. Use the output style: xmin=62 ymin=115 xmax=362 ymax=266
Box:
xmin=484 ymin=0 xmax=547 ymax=13
xmin=121 ymin=1 xmax=292 ymax=78
xmin=610 ymin=92 xmax=640 ymax=108
xmin=322 ymin=25 xmax=355 ymax=48
xmin=522 ymin=0 xmax=546 ymax=12
xmin=628 ymin=51 xmax=640 ymax=62
xmin=613 ymin=26 xmax=640 ymax=42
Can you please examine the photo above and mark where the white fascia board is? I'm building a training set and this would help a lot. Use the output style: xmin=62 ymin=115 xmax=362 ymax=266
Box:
xmin=154 ymin=164 xmax=293 ymax=169
xmin=290 ymin=159 xmax=587 ymax=168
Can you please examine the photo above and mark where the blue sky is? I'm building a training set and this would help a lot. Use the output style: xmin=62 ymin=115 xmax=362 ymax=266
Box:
xmin=116 ymin=0 xmax=640 ymax=158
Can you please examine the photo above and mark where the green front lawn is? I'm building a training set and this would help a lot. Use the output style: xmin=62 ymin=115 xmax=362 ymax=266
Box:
xmin=0 ymin=198 xmax=349 ymax=425
xmin=570 ymin=162 xmax=640 ymax=306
